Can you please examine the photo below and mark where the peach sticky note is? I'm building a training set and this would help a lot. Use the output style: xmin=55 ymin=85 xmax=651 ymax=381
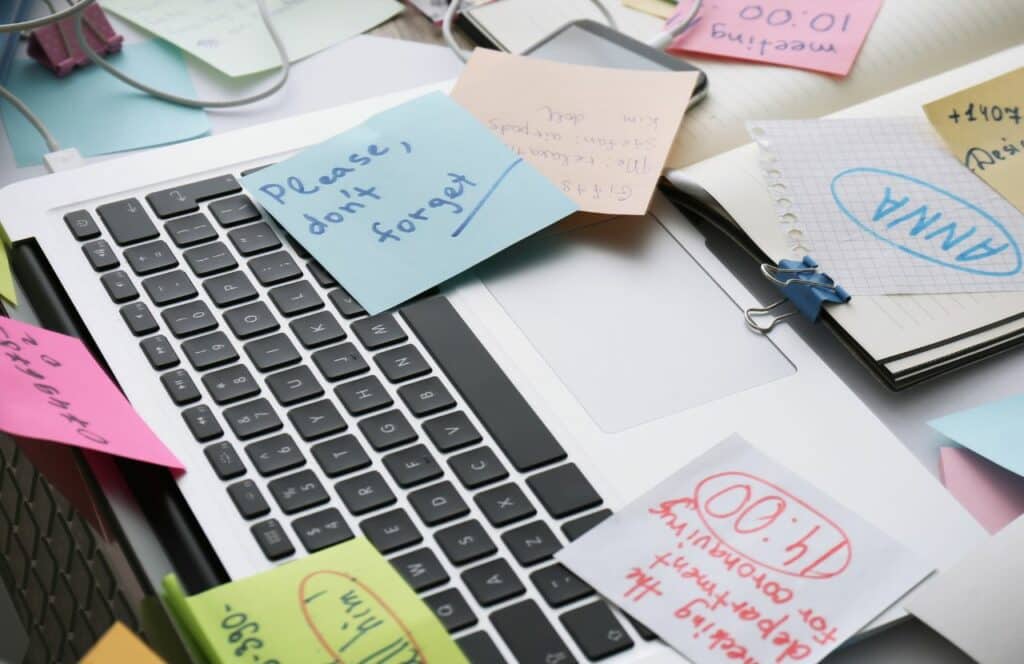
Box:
xmin=451 ymin=49 xmax=698 ymax=215
xmin=924 ymin=68 xmax=1024 ymax=215
xmin=81 ymin=622 xmax=164 ymax=664
xmin=667 ymin=0 xmax=883 ymax=76
xmin=0 ymin=316 xmax=183 ymax=470
xmin=940 ymin=446 xmax=1024 ymax=535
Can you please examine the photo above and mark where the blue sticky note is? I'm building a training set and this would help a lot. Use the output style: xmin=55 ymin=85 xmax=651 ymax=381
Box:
xmin=0 ymin=40 xmax=209 ymax=166
xmin=243 ymin=92 xmax=578 ymax=314
xmin=930 ymin=394 xmax=1024 ymax=477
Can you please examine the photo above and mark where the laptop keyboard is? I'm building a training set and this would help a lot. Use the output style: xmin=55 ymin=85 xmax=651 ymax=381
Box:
xmin=63 ymin=171 xmax=653 ymax=662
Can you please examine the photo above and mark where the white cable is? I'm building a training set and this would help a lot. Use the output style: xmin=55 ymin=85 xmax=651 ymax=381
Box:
xmin=0 ymin=83 xmax=60 ymax=151
xmin=0 ymin=0 xmax=97 ymax=33
xmin=646 ymin=0 xmax=702 ymax=50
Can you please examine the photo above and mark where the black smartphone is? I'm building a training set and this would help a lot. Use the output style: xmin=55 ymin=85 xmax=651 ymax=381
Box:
xmin=522 ymin=19 xmax=708 ymax=108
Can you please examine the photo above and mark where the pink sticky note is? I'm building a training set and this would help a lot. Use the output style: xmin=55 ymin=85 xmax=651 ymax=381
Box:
xmin=940 ymin=447 xmax=1024 ymax=534
xmin=667 ymin=0 xmax=884 ymax=76
xmin=0 ymin=316 xmax=183 ymax=470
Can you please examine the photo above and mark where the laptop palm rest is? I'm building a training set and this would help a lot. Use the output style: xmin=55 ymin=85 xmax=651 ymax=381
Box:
xmin=477 ymin=215 xmax=795 ymax=433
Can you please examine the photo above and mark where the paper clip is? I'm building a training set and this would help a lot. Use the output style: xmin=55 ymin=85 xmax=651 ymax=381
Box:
xmin=744 ymin=256 xmax=850 ymax=333
xmin=27 ymin=4 xmax=123 ymax=77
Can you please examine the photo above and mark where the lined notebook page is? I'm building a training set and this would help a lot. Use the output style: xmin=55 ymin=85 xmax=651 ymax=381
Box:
xmin=678 ymin=44 xmax=1024 ymax=362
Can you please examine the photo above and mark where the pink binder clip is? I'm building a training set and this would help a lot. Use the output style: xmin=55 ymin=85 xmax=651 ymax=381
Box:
xmin=27 ymin=4 xmax=124 ymax=77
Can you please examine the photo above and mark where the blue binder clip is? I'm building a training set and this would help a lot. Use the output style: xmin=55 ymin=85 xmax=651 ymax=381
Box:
xmin=744 ymin=256 xmax=850 ymax=333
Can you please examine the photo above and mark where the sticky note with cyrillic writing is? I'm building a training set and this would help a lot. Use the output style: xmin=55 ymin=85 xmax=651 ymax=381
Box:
xmin=667 ymin=0 xmax=883 ymax=76
xmin=0 ymin=315 xmax=182 ymax=470
xmin=242 ymin=92 xmax=577 ymax=315
xmin=164 ymin=538 xmax=467 ymax=664
xmin=557 ymin=434 xmax=932 ymax=664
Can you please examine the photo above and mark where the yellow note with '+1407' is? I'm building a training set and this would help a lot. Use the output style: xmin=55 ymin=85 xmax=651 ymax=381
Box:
xmin=924 ymin=68 xmax=1024 ymax=215
xmin=164 ymin=538 xmax=467 ymax=664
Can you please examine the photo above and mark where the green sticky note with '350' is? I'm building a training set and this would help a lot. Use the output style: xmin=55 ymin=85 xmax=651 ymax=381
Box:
xmin=164 ymin=538 xmax=467 ymax=664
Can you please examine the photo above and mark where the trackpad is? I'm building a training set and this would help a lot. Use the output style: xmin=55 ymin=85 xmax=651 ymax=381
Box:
xmin=477 ymin=216 xmax=794 ymax=433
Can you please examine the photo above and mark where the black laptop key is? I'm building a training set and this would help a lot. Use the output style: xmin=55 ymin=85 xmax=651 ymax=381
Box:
xmin=561 ymin=601 xmax=634 ymax=661
xmin=165 ymin=212 xmax=217 ymax=248
xmin=243 ymin=332 xmax=299 ymax=372
xmin=140 ymin=334 xmax=179 ymax=370
xmin=160 ymin=369 xmax=200 ymax=405
xmin=409 ymin=481 xmax=468 ymax=526
xmin=184 ymin=241 xmax=236 ymax=277
xmin=528 ymin=463 xmax=603 ymax=519
xmin=312 ymin=342 xmax=368 ymax=381
xmin=266 ymin=366 xmax=323 ymax=406
xmin=288 ymin=399 xmax=346 ymax=441
xmin=335 ymin=375 xmax=392 ymax=415
xmin=360 ymin=508 xmax=421 ymax=554
xmin=64 ymin=210 xmax=100 ymax=240
xmin=277 ymin=224 xmax=309 ymax=258
xmin=457 ymin=632 xmax=507 ymax=664
xmin=96 ymin=198 xmax=158 ymax=246
xmin=248 ymin=250 xmax=300 ymax=286
xmin=251 ymin=519 xmax=294 ymax=561
xmin=269 ymin=281 xmax=323 ymax=317
xmin=449 ymin=447 xmax=508 ymax=489
xmin=391 ymin=547 xmax=449 ymax=593
xmin=328 ymin=288 xmax=365 ymax=318
xmin=561 ymin=509 xmax=613 ymax=541
xmin=162 ymin=300 xmax=217 ymax=338
xmin=335 ymin=470 xmax=395 ymax=515
xmin=100 ymin=270 xmax=138 ymax=303
xmin=374 ymin=344 xmax=430 ymax=383
xmin=425 ymin=588 xmax=477 ymax=633
xmin=223 ymin=398 xmax=283 ymax=439
xmin=625 ymin=614 xmax=657 ymax=641
xmin=246 ymin=433 xmax=305 ymax=476
xmin=399 ymin=376 xmax=455 ymax=417
xmin=203 ymin=365 xmax=260 ymax=404
xmin=224 ymin=302 xmax=279 ymax=339
xmin=290 ymin=311 xmax=344 ymax=348
xmin=227 ymin=221 xmax=281 ymax=255
xmin=424 ymin=412 xmax=481 ymax=453
xmin=209 ymin=194 xmax=261 ymax=227
xmin=358 ymin=409 xmax=417 ymax=451
xmin=125 ymin=240 xmax=178 ymax=276
xmin=475 ymin=483 xmax=535 ymax=527
xmin=402 ymin=296 xmax=567 ymax=472
xmin=491 ymin=600 xmax=576 ymax=664
xmin=530 ymin=564 xmax=594 ymax=608
xmin=383 ymin=444 xmax=442 ymax=488
xmin=227 ymin=480 xmax=270 ymax=519
xmin=182 ymin=404 xmax=222 ymax=441
xmin=502 ymin=521 xmax=561 ymax=566
xmin=204 ymin=441 xmax=246 ymax=480
xmin=268 ymin=469 xmax=328 ymax=514
xmin=147 ymin=175 xmax=241 ymax=219
xmin=351 ymin=313 xmax=406 ymax=350
xmin=120 ymin=301 xmax=158 ymax=335
xmin=435 ymin=520 xmax=496 ymax=565
xmin=462 ymin=558 xmax=525 ymax=607
xmin=307 ymin=260 xmax=336 ymax=288
xmin=182 ymin=331 xmax=237 ymax=370
xmin=293 ymin=508 xmax=353 ymax=553
xmin=83 ymin=239 xmax=120 ymax=271
xmin=203 ymin=271 xmax=257 ymax=307
xmin=312 ymin=435 xmax=370 ymax=477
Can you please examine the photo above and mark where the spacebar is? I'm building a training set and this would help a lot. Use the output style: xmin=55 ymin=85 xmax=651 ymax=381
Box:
xmin=401 ymin=296 xmax=566 ymax=472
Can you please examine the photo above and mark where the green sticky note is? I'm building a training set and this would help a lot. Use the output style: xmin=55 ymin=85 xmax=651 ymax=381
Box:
xmin=163 ymin=538 xmax=467 ymax=664
xmin=0 ymin=223 xmax=15 ymax=306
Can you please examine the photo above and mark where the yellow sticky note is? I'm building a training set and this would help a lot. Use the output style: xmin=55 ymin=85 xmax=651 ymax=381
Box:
xmin=622 ymin=0 xmax=677 ymax=19
xmin=0 ymin=222 xmax=15 ymax=306
xmin=924 ymin=68 xmax=1024 ymax=214
xmin=164 ymin=538 xmax=467 ymax=664
xmin=81 ymin=622 xmax=164 ymax=663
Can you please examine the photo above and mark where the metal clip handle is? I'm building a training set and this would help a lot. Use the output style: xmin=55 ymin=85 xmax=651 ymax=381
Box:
xmin=744 ymin=299 xmax=797 ymax=334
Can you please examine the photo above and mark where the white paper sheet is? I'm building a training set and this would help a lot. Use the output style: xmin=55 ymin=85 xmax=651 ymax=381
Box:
xmin=750 ymin=118 xmax=1024 ymax=296
xmin=557 ymin=435 xmax=932 ymax=664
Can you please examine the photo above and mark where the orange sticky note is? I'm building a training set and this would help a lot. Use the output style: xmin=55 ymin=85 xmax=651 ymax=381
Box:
xmin=81 ymin=622 xmax=163 ymax=663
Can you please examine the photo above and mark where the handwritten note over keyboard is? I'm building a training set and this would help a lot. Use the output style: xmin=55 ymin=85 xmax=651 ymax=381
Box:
xmin=450 ymin=49 xmax=698 ymax=215
xmin=0 ymin=316 xmax=182 ymax=469
xmin=924 ymin=68 xmax=1024 ymax=215
xmin=557 ymin=435 xmax=931 ymax=664
xmin=667 ymin=0 xmax=883 ymax=76
xmin=164 ymin=538 xmax=467 ymax=664
xmin=243 ymin=92 xmax=577 ymax=314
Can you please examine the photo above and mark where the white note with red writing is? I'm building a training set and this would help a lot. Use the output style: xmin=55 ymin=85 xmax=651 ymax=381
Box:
xmin=557 ymin=435 xmax=932 ymax=664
